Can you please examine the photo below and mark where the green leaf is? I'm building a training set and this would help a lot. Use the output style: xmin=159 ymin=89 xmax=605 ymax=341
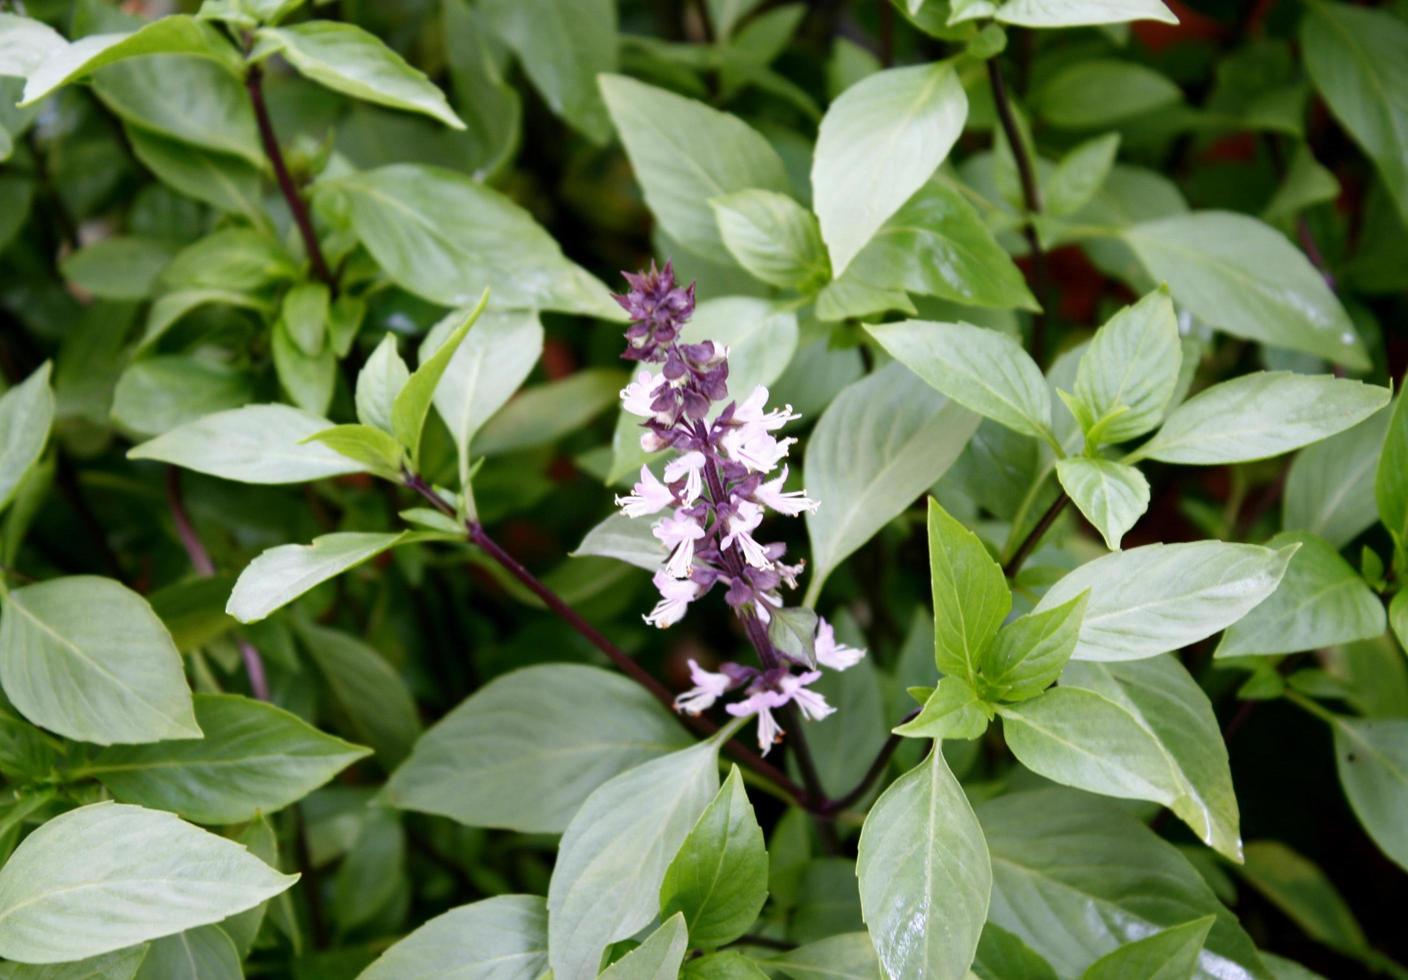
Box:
xmin=83 ymin=693 xmax=368 ymax=824
xmin=1045 ymin=134 xmax=1121 ymax=218
xmin=1377 ymin=389 xmax=1408 ymax=551
xmin=927 ymin=498 xmax=1009 ymax=682
xmin=1392 ymin=592 xmax=1408 ymax=655
xmin=574 ymin=512 xmax=663 ymax=571
xmin=1035 ymin=541 xmax=1295 ymax=662
xmin=1332 ymin=716 xmax=1408 ymax=872
xmin=227 ymin=531 xmax=419 ymax=623
xmin=138 ymin=289 xmax=272 ymax=352
xmin=253 ymin=22 xmax=462 ymax=129
xmin=129 ymin=404 xmax=363 ymax=484
xmin=772 ymin=933 xmax=882 ymax=980
xmin=0 ymin=576 xmax=199 ymax=746
xmin=1071 ymin=288 xmax=1182 ymax=444
xmin=60 ymin=238 xmax=174 ymax=301
xmin=127 ymin=126 xmax=264 ymax=222
xmin=421 ymin=307 xmax=543 ymax=485
xmin=0 ymin=14 xmax=65 ymax=80
xmin=804 ymin=652 xmax=889 ymax=794
xmin=660 ymin=767 xmax=768 ymax=948
xmin=973 ymin=923 xmax=1059 ymax=980
xmin=1033 ymin=60 xmax=1180 ymax=128
xmin=1301 ymin=2 xmax=1408 ymax=228
xmin=812 ymin=62 xmax=967 ymax=275
xmin=980 ymin=789 xmax=1265 ymax=978
xmin=892 ymin=676 xmax=990 ymax=741
xmin=1139 ymin=372 xmax=1390 ymax=465
xmin=599 ymin=914 xmax=689 ymax=980
xmin=20 ymin=15 xmax=241 ymax=106
xmin=0 ymin=945 xmax=149 ymax=980
xmin=93 ymin=56 xmax=262 ymax=166
xmin=392 ymin=290 xmax=488 ymax=467
xmin=159 ymin=229 xmax=296 ymax=294
xmin=994 ymin=0 xmax=1175 ymax=27
xmin=281 ymin=282 xmax=329 ymax=356
xmin=317 ymin=165 xmax=619 ymax=317
xmin=1216 ymin=532 xmax=1385 ymax=658
xmin=1236 ymin=841 xmax=1366 ymax=955
xmin=481 ymin=0 xmax=615 ymax=144
xmin=1263 ymin=144 xmax=1340 ymax=223
xmin=683 ymin=951 xmax=771 ymax=980
xmin=387 ymin=664 xmax=691 ymax=833
xmin=355 ymin=337 xmax=410 ymax=438
xmin=476 ymin=368 xmax=624 ymax=457
xmin=0 ymin=363 xmax=53 ymax=516
xmin=441 ymin=0 xmax=520 ymax=178
xmin=598 ymin=73 xmax=790 ymax=258
xmin=866 ymin=320 xmax=1053 ymax=440
xmin=294 ymin=621 xmax=422 ymax=767
xmin=1283 ymin=404 xmax=1389 ymax=549
xmin=1056 ymin=458 xmax=1150 ymax=550
xmin=1081 ymin=918 xmax=1216 ymax=980
xmin=135 ymin=926 xmax=240 ymax=980
xmin=1122 ymin=213 xmax=1369 ymax=369
xmin=818 ymin=180 xmax=1038 ymax=319
xmin=857 ymin=747 xmax=991 ymax=980
xmin=272 ymin=318 xmax=335 ymax=416
xmin=978 ymin=592 xmax=1088 ymax=702
xmin=0 ymin=802 xmax=295 ymax=963
xmin=111 ymin=357 xmax=254 ymax=439
xmin=359 ymin=894 xmax=547 ymax=980
xmin=804 ymin=362 xmax=980 ymax=600
xmin=710 ymin=189 xmax=829 ymax=291
xmin=1062 ymin=657 xmax=1242 ymax=861
xmin=547 ymin=734 xmax=725 ymax=980
xmin=769 ymin=607 xmax=820 ymax=670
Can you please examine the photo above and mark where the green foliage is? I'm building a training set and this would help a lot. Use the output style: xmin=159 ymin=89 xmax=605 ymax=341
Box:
xmin=0 ymin=1 xmax=1405 ymax=977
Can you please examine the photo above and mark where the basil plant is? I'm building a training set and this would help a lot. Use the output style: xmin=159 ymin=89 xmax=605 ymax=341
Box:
xmin=0 ymin=0 xmax=1406 ymax=976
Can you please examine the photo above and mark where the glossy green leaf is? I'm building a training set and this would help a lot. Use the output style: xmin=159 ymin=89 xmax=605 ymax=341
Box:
xmin=683 ymin=950 xmax=771 ymax=979
xmin=1071 ymin=288 xmax=1182 ymax=444
xmin=0 ymin=576 xmax=198 ymax=746
xmin=354 ymin=333 xmax=409 ymax=435
xmin=1056 ymin=458 xmax=1151 ymax=550
xmin=20 ymin=15 xmax=241 ymax=106
xmin=1123 ymin=213 xmax=1369 ymax=369
xmin=391 ymin=289 xmax=488 ymax=466
xmin=978 ymin=592 xmax=1088 ymax=702
xmin=547 ymin=734 xmax=725 ymax=980
xmin=1216 ymin=532 xmax=1385 ymax=657
xmin=0 ymin=944 xmax=149 ymax=980
xmin=476 ymin=368 xmax=624 ymax=457
xmin=126 ymin=126 xmax=265 ymax=224
xmin=0 ymin=14 xmax=65 ymax=80
xmin=1283 ymin=406 xmax=1390 ymax=549
xmin=1301 ymin=2 xmax=1408 ymax=227
xmin=0 ymin=363 xmax=53 ymax=516
xmin=804 ymin=362 xmax=981 ymax=600
xmin=598 ymin=73 xmax=789 ymax=258
xmin=482 ymin=0 xmax=615 ymax=143
xmin=1033 ymin=60 xmax=1180 ymax=128
xmin=1140 ymin=372 xmax=1389 ymax=465
xmin=812 ymin=62 xmax=967 ymax=275
xmin=359 ymin=894 xmax=547 ymax=980
xmin=135 ymin=926 xmax=240 ymax=980
xmin=0 ymin=802 xmax=295 ymax=963
xmin=893 ymin=676 xmax=990 ymax=740
xmin=129 ymin=405 xmax=362 ymax=484
xmin=1035 ymin=541 xmax=1295 ymax=662
xmin=927 ymin=498 xmax=1009 ymax=682
xmin=1332 ymin=716 xmax=1408 ymax=872
xmin=1082 ymin=917 xmax=1215 ymax=980
xmin=387 ymin=664 xmax=691 ymax=833
xmin=857 ymin=748 xmax=991 ymax=980
xmin=60 ymin=238 xmax=173 ymax=301
xmin=599 ymin=914 xmax=689 ymax=980
xmin=1063 ymin=657 xmax=1242 ymax=860
xmin=995 ymin=0 xmax=1175 ymax=27
xmin=980 ymin=789 xmax=1265 ymax=978
xmin=711 ymin=189 xmax=829 ymax=291
xmin=254 ymin=22 xmax=463 ymax=128
xmin=660 ymin=767 xmax=768 ymax=948
xmin=227 ymin=531 xmax=423 ymax=623
xmin=972 ymin=922 xmax=1059 ymax=980
xmin=773 ymin=933 xmax=881 ymax=980
xmin=574 ymin=512 xmax=662 ymax=571
xmin=819 ymin=180 xmax=1038 ymax=319
xmin=1376 ymin=389 xmax=1408 ymax=550
xmin=1045 ymin=133 xmax=1120 ymax=217
xmin=84 ymin=694 xmax=368 ymax=824
xmin=271 ymin=318 xmax=334 ymax=416
xmin=316 ymin=165 xmax=619 ymax=317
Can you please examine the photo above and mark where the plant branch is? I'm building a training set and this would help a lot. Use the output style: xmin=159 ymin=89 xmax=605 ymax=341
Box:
xmin=987 ymin=56 xmax=1050 ymax=365
xmin=245 ymin=63 xmax=334 ymax=287
xmin=820 ymin=707 xmax=919 ymax=816
xmin=166 ymin=467 xmax=270 ymax=700
xmin=401 ymin=473 xmax=815 ymax=808
xmin=1002 ymin=492 xmax=1069 ymax=579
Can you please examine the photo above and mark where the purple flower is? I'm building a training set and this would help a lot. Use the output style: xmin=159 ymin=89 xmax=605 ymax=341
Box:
xmin=613 ymin=260 xmax=696 ymax=362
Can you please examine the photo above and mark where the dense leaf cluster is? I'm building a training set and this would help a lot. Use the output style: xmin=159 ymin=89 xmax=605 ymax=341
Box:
xmin=0 ymin=0 xmax=1406 ymax=977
